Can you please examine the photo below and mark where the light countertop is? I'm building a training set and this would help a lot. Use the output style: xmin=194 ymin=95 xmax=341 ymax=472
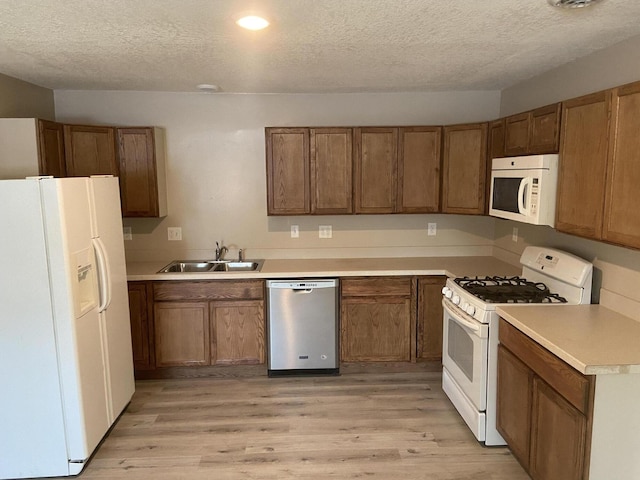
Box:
xmin=126 ymin=256 xmax=521 ymax=282
xmin=497 ymin=304 xmax=640 ymax=375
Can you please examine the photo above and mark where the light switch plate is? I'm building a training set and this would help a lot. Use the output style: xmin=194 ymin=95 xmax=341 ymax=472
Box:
xmin=427 ymin=223 xmax=437 ymax=236
xmin=319 ymin=225 xmax=332 ymax=239
xmin=123 ymin=226 xmax=132 ymax=241
xmin=291 ymin=225 xmax=299 ymax=238
xmin=168 ymin=227 xmax=182 ymax=241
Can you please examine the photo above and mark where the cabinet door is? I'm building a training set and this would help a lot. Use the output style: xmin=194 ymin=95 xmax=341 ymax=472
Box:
xmin=486 ymin=119 xmax=506 ymax=213
xmin=118 ymin=127 xmax=161 ymax=217
xmin=496 ymin=345 xmax=533 ymax=470
xmin=210 ymin=300 xmax=265 ymax=365
xmin=603 ymin=82 xmax=640 ymax=249
xmin=341 ymin=296 xmax=411 ymax=361
xmin=504 ymin=113 xmax=530 ymax=156
xmin=556 ymin=91 xmax=611 ymax=239
xmin=442 ymin=123 xmax=488 ymax=214
xmin=64 ymin=124 xmax=118 ymax=177
xmin=416 ymin=276 xmax=446 ymax=361
xmin=310 ymin=128 xmax=353 ymax=214
xmin=37 ymin=120 xmax=66 ymax=177
xmin=354 ymin=127 xmax=398 ymax=213
xmin=154 ymin=302 xmax=210 ymax=367
xmin=266 ymin=127 xmax=310 ymax=215
xmin=530 ymin=377 xmax=587 ymax=480
xmin=127 ymin=282 xmax=153 ymax=370
xmin=397 ymin=127 xmax=441 ymax=213
xmin=529 ymin=103 xmax=561 ymax=154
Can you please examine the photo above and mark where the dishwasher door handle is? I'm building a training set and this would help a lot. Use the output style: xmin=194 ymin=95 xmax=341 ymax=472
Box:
xmin=292 ymin=288 xmax=314 ymax=294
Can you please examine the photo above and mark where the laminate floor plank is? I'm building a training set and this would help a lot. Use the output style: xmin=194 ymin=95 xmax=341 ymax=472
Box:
xmin=77 ymin=369 xmax=529 ymax=480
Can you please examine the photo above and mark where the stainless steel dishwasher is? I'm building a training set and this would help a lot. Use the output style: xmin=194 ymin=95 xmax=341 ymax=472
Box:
xmin=266 ymin=279 xmax=339 ymax=376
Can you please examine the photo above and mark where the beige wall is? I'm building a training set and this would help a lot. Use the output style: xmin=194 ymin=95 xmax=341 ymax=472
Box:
xmin=0 ymin=73 xmax=55 ymax=119
xmin=496 ymin=34 xmax=640 ymax=313
xmin=54 ymin=90 xmax=501 ymax=262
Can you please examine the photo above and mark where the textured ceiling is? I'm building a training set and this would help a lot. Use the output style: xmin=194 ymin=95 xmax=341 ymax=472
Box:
xmin=1 ymin=0 xmax=640 ymax=93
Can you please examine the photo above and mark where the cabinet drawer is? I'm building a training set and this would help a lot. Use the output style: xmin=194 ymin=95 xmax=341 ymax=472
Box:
xmin=341 ymin=276 xmax=412 ymax=297
xmin=499 ymin=319 xmax=594 ymax=414
xmin=153 ymin=280 xmax=264 ymax=301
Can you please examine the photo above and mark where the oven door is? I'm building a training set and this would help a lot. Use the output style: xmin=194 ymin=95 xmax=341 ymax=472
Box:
xmin=442 ymin=299 xmax=489 ymax=411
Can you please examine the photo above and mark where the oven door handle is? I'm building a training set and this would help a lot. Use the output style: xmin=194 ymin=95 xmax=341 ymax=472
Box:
xmin=443 ymin=301 xmax=484 ymax=334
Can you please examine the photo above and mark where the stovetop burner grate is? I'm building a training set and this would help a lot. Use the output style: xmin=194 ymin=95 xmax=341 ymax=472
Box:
xmin=454 ymin=276 xmax=568 ymax=304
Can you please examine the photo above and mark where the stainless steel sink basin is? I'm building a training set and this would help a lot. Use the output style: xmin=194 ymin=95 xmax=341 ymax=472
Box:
xmin=157 ymin=259 xmax=263 ymax=273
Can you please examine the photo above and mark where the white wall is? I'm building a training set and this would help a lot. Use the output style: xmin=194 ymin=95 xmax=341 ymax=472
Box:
xmin=54 ymin=90 xmax=500 ymax=262
xmin=0 ymin=73 xmax=55 ymax=119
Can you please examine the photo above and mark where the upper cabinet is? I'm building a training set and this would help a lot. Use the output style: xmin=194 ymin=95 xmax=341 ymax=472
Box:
xmin=0 ymin=118 xmax=66 ymax=179
xmin=265 ymin=127 xmax=310 ymax=215
xmin=64 ymin=124 xmax=118 ymax=177
xmin=555 ymin=91 xmax=611 ymax=240
xmin=397 ymin=127 xmax=441 ymax=213
xmin=310 ymin=128 xmax=353 ymax=214
xmin=354 ymin=127 xmax=397 ymax=214
xmin=504 ymin=103 xmax=561 ymax=156
xmin=442 ymin=122 xmax=488 ymax=215
xmin=602 ymin=82 xmax=640 ymax=249
xmin=486 ymin=119 xmax=506 ymax=213
xmin=117 ymin=127 xmax=168 ymax=217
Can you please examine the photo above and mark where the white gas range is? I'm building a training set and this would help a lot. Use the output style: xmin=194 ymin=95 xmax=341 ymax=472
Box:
xmin=441 ymin=246 xmax=593 ymax=445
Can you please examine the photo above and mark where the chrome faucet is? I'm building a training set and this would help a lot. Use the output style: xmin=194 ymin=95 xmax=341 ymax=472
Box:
xmin=215 ymin=241 xmax=228 ymax=261
xmin=238 ymin=248 xmax=244 ymax=262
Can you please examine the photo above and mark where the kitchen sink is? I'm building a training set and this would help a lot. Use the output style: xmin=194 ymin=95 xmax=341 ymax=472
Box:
xmin=157 ymin=259 xmax=263 ymax=273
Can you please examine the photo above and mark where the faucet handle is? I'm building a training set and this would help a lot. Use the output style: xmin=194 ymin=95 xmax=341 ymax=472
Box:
xmin=238 ymin=249 xmax=244 ymax=262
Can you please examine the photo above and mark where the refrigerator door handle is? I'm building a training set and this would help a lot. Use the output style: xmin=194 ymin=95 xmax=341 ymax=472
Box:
xmin=92 ymin=237 xmax=112 ymax=312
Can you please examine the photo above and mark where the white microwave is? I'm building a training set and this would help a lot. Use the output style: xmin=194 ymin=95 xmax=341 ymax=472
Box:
xmin=489 ymin=154 xmax=559 ymax=227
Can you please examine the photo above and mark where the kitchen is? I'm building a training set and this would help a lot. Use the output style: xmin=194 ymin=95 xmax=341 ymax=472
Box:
xmin=3 ymin=1 xmax=640 ymax=479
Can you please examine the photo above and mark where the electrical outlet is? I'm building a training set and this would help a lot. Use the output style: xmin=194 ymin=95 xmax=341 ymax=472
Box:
xmin=291 ymin=225 xmax=299 ymax=238
xmin=167 ymin=227 xmax=182 ymax=241
xmin=512 ymin=227 xmax=518 ymax=243
xmin=123 ymin=226 xmax=132 ymax=241
xmin=319 ymin=225 xmax=332 ymax=239
xmin=427 ymin=223 xmax=437 ymax=236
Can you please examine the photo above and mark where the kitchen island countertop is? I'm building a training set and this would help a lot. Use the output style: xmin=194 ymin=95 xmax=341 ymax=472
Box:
xmin=497 ymin=304 xmax=640 ymax=375
xmin=126 ymin=256 xmax=521 ymax=282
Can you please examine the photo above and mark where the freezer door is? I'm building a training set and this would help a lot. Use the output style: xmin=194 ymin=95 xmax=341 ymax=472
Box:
xmin=40 ymin=177 xmax=111 ymax=463
xmin=89 ymin=176 xmax=135 ymax=423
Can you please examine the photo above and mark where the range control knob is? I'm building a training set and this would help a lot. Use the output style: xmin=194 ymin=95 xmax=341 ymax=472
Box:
xmin=461 ymin=301 xmax=469 ymax=311
xmin=466 ymin=304 xmax=476 ymax=316
xmin=452 ymin=295 xmax=460 ymax=305
xmin=441 ymin=286 xmax=450 ymax=296
xmin=444 ymin=288 xmax=453 ymax=299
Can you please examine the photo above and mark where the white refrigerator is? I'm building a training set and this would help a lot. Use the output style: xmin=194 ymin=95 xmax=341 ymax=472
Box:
xmin=0 ymin=176 xmax=135 ymax=479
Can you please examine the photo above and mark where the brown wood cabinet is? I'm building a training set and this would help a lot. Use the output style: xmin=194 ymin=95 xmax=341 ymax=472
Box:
xmin=442 ymin=122 xmax=488 ymax=215
xmin=265 ymin=127 xmax=310 ymax=215
xmin=63 ymin=124 xmax=118 ymax=177
xmin=127 ymin=281 xmax=154 ymax=371
xmin=117 ymin=127 xmax=168 ymax=217
xmin=340 ymin=277 xmax=413 ymax=362
xmin=152 ymin=280 xmax=265 ymax=368
xmin=310 ymin=128 xmax=353 ymax=214
xmin=354 ymin=127 xmax=398 ymax=214
xmin=602 ymin=82 xmax=640 ymax=249
xmin=37 ymin=120 xmax=66 ymax=177
xmin=397 ymin=127 xmax=442 ymax=213
xmin=416 ymin=276 xmax=446 ymax=361
xmin=497 ymin=319 xmax=594 ymax=480
xmin=556 ymin=91 xmax=611 ymax=240
xmin=504 ymin=103 xmax=561 ymax=156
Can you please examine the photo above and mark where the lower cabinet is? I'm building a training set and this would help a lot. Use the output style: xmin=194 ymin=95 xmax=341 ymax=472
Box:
xmin=127 ymin=280 xmax=266 ymax=375
xmin=416 ymin=276 xmax=446 ymax=361
xmin=340 ymin=277 xmax=413 ymax=362
xmin=497 ymin=319 xmax=593 ymax=480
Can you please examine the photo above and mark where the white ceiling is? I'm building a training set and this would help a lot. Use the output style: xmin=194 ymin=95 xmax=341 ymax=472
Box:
xmin=1 ymin=0 xmax=640 ymax=94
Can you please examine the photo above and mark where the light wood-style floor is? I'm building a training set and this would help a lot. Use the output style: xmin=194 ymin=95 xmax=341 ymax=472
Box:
xmin=81 ymin=366 xmax=529 ymax=479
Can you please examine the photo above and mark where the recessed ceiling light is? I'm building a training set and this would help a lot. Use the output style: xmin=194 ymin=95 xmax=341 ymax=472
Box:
xmin=197 ymin=84 xmax=221 ymax=93
xmin=547 ymin=0 xmax=603 ymax=8
xmin=236 ymin=15 xmax=269 ymax=31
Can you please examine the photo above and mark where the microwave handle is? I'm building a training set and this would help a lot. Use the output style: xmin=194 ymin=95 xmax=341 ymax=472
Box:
xmin=518 ymin=177 xmax=532 ymax=215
